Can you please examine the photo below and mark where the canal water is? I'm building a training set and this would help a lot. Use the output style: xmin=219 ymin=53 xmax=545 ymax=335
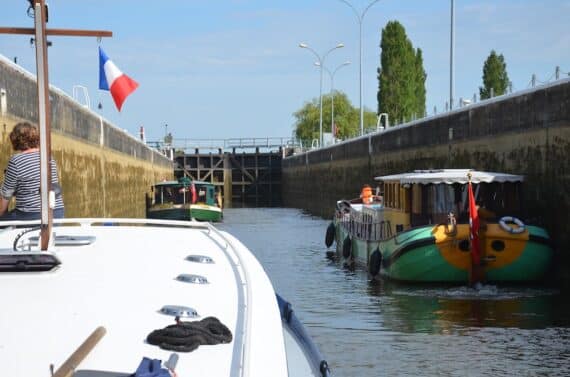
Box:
xmin=219 ymin=208 xmax=570 ymax=377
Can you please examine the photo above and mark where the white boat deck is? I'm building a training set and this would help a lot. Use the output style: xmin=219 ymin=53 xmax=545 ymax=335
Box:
xmin=0 ymin=219 xmax=288 ymax=377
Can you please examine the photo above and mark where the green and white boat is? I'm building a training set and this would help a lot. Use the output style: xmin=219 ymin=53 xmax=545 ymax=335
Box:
xmin=146 ymin=178 xmax=223 ymax=222
xmin=329 ymin=169 xmax=554 ymax=284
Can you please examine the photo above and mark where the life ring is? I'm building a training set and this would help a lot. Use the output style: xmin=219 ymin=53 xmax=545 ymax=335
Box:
xmin=499 ymin=216 xmax=525 ymax=234
xmin=368 ymin=248 xmax=382 ymax=276
xmin=325 ymin=222 xmax=335 ymax=248
xmin=342 ymin=237 xmax=352 ymax=259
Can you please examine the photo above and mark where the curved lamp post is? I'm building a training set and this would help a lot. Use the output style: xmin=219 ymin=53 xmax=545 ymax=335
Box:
xmin=316 ymin=61 xmax=351 ymax=141
xmin=299 ymin=42 xmax=344 ymax=147
xmin=338 ymin=0 xmax=381 ymax=136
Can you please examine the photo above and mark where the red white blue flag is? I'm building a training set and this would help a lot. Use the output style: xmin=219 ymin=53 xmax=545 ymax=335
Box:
xmin=468 ymin=181 xmax=481 ymax=267
xmin=99 ymin=46 xmax=138 ymax=111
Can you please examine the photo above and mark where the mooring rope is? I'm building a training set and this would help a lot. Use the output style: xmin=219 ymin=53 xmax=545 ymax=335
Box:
xmin=147 ymin=317 xmax=233 ymax=352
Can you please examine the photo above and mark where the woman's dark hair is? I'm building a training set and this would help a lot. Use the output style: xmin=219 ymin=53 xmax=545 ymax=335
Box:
xmin=9 ymin=122 xmax=40 ymax=151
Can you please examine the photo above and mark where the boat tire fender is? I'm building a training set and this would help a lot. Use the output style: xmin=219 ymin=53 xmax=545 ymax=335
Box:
xmin=368 ymin=248 xmax=382 ymax=277
xmin=284 ymin=302 xmax=293 ymax=323
xmin=320 ymin=360 xmax=331 ymax=376
xmin=499 ymin=216 xmax=525 ymax=234
xmin=325 ymin=222 xmax=335 ymax=248
xmin=342 ymin=237 xmax=352 ymax=259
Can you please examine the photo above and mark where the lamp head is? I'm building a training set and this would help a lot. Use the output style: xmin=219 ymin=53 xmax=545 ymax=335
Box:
xmin=336 ymin=43 xmax=345 ymax=48
xmin=299 ymin=43 xmax=308 ymax=48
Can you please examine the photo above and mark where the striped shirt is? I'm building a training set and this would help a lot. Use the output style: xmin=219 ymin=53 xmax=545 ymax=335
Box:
xmin=1 ymin=151 xmax=64 ymax=212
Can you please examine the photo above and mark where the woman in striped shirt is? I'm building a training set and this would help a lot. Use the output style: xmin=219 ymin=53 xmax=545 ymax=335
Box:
xmin=0 ymin=122 xmax=65 ymax=220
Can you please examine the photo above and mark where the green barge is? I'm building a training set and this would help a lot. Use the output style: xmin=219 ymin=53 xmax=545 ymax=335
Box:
xmin=146 ymin=178 xmax=223 ymax=222
xmin=331 ymin=170 xmax=553 ymax=284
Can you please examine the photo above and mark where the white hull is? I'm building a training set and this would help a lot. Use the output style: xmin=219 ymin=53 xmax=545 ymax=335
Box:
xmin=0 ymin=218 xmax=327 ymax=376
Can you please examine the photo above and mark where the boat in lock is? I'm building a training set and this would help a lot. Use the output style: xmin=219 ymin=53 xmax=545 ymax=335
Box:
xmin=328 ymin=169 xmax=554 ymax=284
xmin=146 ymin=178 xmax=223 ymax=222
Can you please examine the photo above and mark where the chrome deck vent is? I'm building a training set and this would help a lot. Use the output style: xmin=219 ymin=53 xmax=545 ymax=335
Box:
xmin=159 ymin=305 xmax=198 ymax=318
xmin=176 ymin=274 xmax=209 ymax=284
xmin=185 ymin=255 xmax=214 ymax=264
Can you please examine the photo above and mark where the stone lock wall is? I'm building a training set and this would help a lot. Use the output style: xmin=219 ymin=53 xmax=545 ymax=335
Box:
xmin=0 ymin=55 xmax=173 ymax=218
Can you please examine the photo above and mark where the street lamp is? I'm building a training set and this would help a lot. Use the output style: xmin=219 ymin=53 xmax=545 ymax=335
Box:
xmin=338 ymin=0 xmax=381 ymax=136
xmin=316 ymin=61 xmax=351 ymax=141
xmin=299 ymin=42 xmax=344 ymax=147
xmin=450 ymin=0 xmax=455 ymax=110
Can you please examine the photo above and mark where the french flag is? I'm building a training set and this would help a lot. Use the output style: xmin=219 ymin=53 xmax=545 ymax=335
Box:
xmin=99 ymin=46 xmax=139 ymax=111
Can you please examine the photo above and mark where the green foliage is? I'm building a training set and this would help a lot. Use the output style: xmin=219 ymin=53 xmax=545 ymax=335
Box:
xmin=377 ymin=21 xmax=427 ymax=124
xmin=479 ymin=50 xmax=510 ymax=99
xmin=414 ymin=48 xmax=427 ymax=117
xmin=293 ymin=91 xmax=376 ymax=144
xmin=363 ymin=110 xmax=378 ymax=133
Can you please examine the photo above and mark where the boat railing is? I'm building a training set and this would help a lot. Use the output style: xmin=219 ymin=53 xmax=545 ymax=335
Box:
xmin=336 ymin=207 xmax=392 ymax=241
xmin=202 ymin=223 xmax=252 ymax=377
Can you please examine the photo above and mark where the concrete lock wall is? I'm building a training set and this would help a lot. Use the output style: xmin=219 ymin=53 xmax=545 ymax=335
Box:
xmin=283 ymin=79 xmax=570 ymax=281
xmin=0 ymin=55 xmax=173 ymax=218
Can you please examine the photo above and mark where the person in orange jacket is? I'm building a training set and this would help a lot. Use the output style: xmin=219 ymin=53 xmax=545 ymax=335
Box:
xmin=360 ymin=184 xmax=373 ymax=204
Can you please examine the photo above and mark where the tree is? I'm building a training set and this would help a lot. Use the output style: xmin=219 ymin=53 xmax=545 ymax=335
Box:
xmin=479 ymin=50 xmax=509 ymax=100
xmin=293 ymin=91 xmax=375 ymax=143
xmin=377 ymin=21 xmax=426 ymax=124
xmin=363 ymin=110 xmax=378 ymax=133
xmin=414 ymin=48 xmax=427 ymax=118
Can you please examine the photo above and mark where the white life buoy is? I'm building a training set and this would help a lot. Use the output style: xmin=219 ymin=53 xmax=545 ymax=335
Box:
xmin=499 ymin=216 xmax=525 ymax=234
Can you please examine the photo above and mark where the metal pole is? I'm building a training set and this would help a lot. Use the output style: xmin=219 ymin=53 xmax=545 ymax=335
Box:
xmin=34 ymin=0 xmax=53 ymax=250
xmin=358 ymin=20 xmax=363 ymax=136
xmin=299 ymin=43 xmax=343 ymax=148
xmin=326 ymin=62 xmax=350 ymax=140
xmin=319 ymin=66 xmax=323 ymax=147
xmin=339 ymin=0 xmax=380 ymax=136
xmin=450 ymin=0 xmax=455 ymax=110
xmin=331 ymin=71 xmax=334 ymax=139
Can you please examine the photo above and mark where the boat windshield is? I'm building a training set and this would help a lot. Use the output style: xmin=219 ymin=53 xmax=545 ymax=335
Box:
xmin=154 ymin=185 xmax=189 ymax=205
xmin=195 ymin=184 xmax=215 ymax=205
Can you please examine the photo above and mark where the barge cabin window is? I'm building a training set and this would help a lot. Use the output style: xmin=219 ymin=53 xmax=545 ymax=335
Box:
xmin=407 ymin=182 xmax=523 ymax=227
xmin=154 ymin=184 xmax=188 ymax=205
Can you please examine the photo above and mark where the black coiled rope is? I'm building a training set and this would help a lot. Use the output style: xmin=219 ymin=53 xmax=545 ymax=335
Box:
xmin=147 ymin=317 xmax=232 ymax=352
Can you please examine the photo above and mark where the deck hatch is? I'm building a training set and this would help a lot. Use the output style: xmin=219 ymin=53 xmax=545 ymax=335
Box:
xmin=0 ymin=253 xmax=61 ymax=272
xmin=185 ymin=255 xmax=214 ymax=264
xmin=28 ymin=235 xmax=96 ymax=246
xmin=160 ymin=305 xmax=198 ymax=318
xmin=176 ymin=274 xmax=209 ymax=284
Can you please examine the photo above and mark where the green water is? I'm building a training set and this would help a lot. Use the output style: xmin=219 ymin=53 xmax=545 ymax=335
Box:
xmin=220 ymin=208 xmax=570 ymax=377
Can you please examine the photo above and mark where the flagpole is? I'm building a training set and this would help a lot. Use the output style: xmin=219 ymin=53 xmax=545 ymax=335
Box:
xmin=467 ymin=172 xmax=483 ymax=286
xmin=33 ymin=0 xmax=52 ymax=250
xmin=0 ymin=1 xmax=112 ymax=250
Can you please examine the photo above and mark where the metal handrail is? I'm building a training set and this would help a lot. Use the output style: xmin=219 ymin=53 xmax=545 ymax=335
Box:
xmin=336 ymin=207 xmax=391 ymax=241
xmin=147 ymin=137 xmax=300 ymax=152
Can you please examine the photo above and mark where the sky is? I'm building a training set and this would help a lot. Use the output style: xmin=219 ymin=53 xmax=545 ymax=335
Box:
xmin=1 ymin=0 xmax=569 ymax=144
